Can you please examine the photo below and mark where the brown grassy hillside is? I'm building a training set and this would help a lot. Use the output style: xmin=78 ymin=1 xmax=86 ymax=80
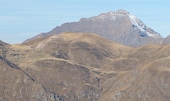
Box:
xmin=2 ymin=32 xmax=170 ymax=101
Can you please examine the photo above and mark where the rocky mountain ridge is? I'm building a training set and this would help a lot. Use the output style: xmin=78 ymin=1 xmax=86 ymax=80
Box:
xmin=24 ymin=9 xmax=169 ymax=47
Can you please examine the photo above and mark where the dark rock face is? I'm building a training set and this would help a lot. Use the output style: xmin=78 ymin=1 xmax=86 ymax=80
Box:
xmin=24 ymin=9 xmax=163 ymax=47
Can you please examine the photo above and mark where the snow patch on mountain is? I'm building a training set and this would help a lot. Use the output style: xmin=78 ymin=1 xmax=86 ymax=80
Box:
xmin=80 ymin=9 xmax=162 ymax=39
xmin=88 ymin=10 xmax=127 ymax=21
xmin=128 ymin=14 xmax=145 ymax=31
xmin=147 ymin=32 xmax=162 ymax=38
xmin=126 ymin=12 xmax=162 ymax=38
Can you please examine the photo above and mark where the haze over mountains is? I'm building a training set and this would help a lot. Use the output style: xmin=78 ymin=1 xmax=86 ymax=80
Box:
xmin=1 ymin=32 xmax=170 ymax=100
xmin=24 ymin=9 xmax=170 ymax=47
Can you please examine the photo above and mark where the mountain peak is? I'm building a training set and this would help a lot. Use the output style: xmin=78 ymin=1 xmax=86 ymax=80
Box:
xmin=87 ymin=10 xmax=162 ymax=38
xmin=116 ymin=9 xmax=129 ymax=13
xmin=126 ymin=12 xmax=162 ymax=38
xmin=116 ymin=9 xmax=162 ymax=38
xmin=24 ymin=9 xmax=163 ymax=47
xmin=89 ymin=10 xmax=128 ymax=21
xmin=107 ymin=9 xmax=130 ymax=17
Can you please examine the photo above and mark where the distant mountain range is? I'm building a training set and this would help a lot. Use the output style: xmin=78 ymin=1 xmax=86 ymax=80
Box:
xmin=24 ymin=9 xmax=170 ymax=47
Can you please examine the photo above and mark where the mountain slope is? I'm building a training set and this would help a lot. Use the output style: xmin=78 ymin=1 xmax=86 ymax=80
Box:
xmin=163 ymin=35 xmax=170 ymax=44
xmin=5 ymin=32 xmax=170 ymax=101
xmin=0 ymin=56 xmax=61 ymax=101
xmin=0 ymin=40 xmax=10 ymax=57
xmin=24 ymin=9 xmax=162 ymax=47
xmin=23 ymin=32 xmax=133 ymax=68
xmin=99 ymin=44 xmax=170 ymax=101
xmin=5 ymin=32 xmax=133 ymax=101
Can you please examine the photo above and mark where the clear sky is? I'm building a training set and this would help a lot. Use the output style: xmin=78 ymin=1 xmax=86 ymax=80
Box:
xmin=0 ymin=0 xmax=170 ymax=44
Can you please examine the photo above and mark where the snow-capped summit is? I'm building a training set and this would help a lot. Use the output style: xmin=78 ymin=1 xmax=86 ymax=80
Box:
xmin=24 ymin=9 xmax=163 ymax=47
xmin=89 ymin=9 xmax=127 ymax=21
xmin=89 ymin=9 xmax=162 ymax=39
xmin=125 ymin=11 xmax=162 ymax=38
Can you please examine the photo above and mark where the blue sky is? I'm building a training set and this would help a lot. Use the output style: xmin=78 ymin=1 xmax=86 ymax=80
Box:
xmin=0 ymin=0 xmax=170 ymax=43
